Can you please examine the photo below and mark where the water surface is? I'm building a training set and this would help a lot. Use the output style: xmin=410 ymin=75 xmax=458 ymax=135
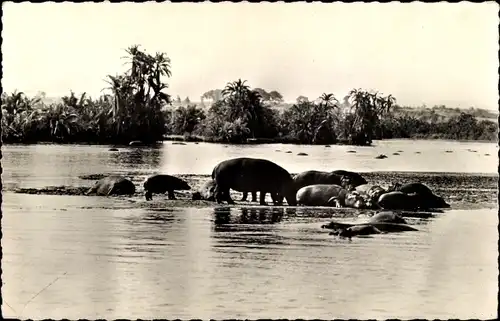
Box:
xmin=1 ymin=140 xmax=498 ymax=319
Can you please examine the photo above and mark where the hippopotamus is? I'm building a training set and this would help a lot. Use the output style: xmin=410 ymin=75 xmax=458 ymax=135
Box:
xmin=86 ymin=176 xmax=136 ymax=196
xmin=293 ymin=170 xmax=347 ymax=191
xmin=369 ymin=211 xmax=407 ymax=224
xmin=191 ymin=180 xmax=216 ymax=201
xmin=377 ymin=191 xmax=425 ymax=210
xmin=333 ymin=222 xmax=418 ymax=239
xmin=212 ymin=157 xmax=297 ymax=206
xmin=144 ymin=174 xmax=191 ymax=201
xmin=392 ymin=182 xmax=450 ymax=208
xmin=321 ymin=211 xmax=407 ymax=231
xmin=335 ymin=224 xmax=382 ymax=238
xmin=354 ymin=184 xmax=389 ymax=205
xmin=296 ymin=184 xmax=371 ymax=208
xmin=331 ymin=170 xmax=368 ymax=188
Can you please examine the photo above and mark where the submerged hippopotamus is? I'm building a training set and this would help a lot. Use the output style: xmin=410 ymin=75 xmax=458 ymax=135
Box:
xmin=333 ymin=223 xmax=418 ymax=239
xmin=86 ymin=176 xmax=136 ymax=196
xmin=296 ymin=184 xmax=371 ymax=208
xmin=331 ymin=170 xmax=368 ymax=188
xmin=144 ymin=174 xmax=191 ymax=201
xmin=293 ymin=170 xmax=347 ymax=191
xmin=212 ymin=157 xmax=297 ymax=206
xmin=321 ymin=211 xmax=407 ymax=231
xmin=191 ymin=180 xmax=216 ymax=201
xmin=368 ymin=211 xmax=408 ymax=224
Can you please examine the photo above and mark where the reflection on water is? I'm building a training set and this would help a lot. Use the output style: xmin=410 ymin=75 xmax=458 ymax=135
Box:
xmin=109 ymin=148 xmax=162 ymax=170
xmin=1 ymin=192 xmax=497 ymax=319
xmin=213 ymin=207 xmax=286 ymax=225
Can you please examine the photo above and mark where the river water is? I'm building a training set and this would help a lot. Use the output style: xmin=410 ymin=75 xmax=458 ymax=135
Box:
xmin=1 ymin=140 xmax=498 ymax=319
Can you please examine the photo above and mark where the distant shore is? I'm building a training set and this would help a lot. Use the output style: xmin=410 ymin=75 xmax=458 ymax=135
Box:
xmin=161 ymin=135 xmax=498 ymax=145
xmin=3 ymin=135 xmax=496 ymax=146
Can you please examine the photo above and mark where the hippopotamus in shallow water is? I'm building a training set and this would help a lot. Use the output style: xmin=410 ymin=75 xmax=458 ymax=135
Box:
xmin=144 ymin=174 xmax=191 ymax=201
xmin=368 ymin=211 xmax=407 ymax=224
xmin=354 ymin=184 xmax=388 ymax=205
xmin=331 ymin=170 xmax=368 ymax=188
xmin=293 ymin=170 xmax=347 ymax=191
xmin=296 ymin=184 xmax=371 ymax=208
xmin=391 ymin=182 xmax=450 ymax=208
xmin=212 ymin=157 xmax=297 ymax=206
xmin=86 ymin=176 xmax=136 ymax=196
xmin=333 ymin=222 xmax=418 ymax=239
xmin=377 ymin=191 xmax=427 ymax=210
xmin=321 ymin=211 xmax=407 ymax=231
xmin=191 ymin=180 xmax=216 ymax=201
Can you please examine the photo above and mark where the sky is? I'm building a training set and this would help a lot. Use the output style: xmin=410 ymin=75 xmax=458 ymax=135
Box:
xmin=2 ymin=2 xmax=499 ymax=109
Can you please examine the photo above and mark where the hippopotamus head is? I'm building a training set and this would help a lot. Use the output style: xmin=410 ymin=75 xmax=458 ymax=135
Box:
xmin=338 ymin=229 xmax=352 ymax=238
xmin=178 ymin=180 xmax=192 ymax=190
xmin=340 ymin=176 xmax=355 ymax=191
xmin=437 ymin=197 xmax=451 ymax=208
xmin=344 ymin=191 xmax=370 ymax=209
xmin=191 ymin=191 xmax=202 ymax=200
xmin=335 ymin=228 xmax=354 ymax=239
xmin=426 ymin=195 xmax=451 ymax=208
xmin=386 ymin=182 xmax=403 ymax=192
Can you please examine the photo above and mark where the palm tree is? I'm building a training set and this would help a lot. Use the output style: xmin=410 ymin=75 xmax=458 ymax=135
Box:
xmin=37 ymin=104 xmax=79 ymax=140
xmin=346 ymin=89 xmax=396 ymax=145
xmin=319 ymin=93 xmax=339 ymax=107
xmin=222 ymin=79 xmax=251 ymax=99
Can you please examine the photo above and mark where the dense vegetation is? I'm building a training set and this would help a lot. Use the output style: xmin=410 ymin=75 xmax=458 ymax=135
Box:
xmin=2 ymin=45 xmax=171 ymax=144
xmin=2 ymin=45 xmax=497 ymax=145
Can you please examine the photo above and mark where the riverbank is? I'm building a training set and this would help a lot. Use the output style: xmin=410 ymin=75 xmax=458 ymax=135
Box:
xmin=9 ymin=171 xmax=498 ymax=211
xmin=3 ymin=135 xmax=496 ymax=148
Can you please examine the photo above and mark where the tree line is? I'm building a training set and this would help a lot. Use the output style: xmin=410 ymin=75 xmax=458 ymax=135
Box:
xmin=2 ymin=45 xmax=497 ymax=145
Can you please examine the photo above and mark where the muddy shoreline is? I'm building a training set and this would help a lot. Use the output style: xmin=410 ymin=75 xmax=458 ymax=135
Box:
xmin=9 ymin=171 xmax=498 ymax=211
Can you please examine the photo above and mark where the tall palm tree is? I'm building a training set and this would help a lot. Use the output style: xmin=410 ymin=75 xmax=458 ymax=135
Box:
xmin=319 ymin=93 xmax=339 ymax=107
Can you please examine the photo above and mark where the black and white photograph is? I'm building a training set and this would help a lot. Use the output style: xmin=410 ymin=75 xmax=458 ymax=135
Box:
xmin=1 ymin=2 xmax=498 ymax=319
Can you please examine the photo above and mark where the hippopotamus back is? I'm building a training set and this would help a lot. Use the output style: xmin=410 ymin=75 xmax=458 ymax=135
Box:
xmin=293 ymin=170 xmax=344 ymax=191
xmin=369 ymin=211 xmax=407 ymax=224
xmin=378 ymin=191 xmax=421 ymax=210
xmin=212 ymin=157 xmax=296 ymax=205
xmin=144 ymin=174 xmax=191 ymax=193
xmin=87 ymin=176 xmax=136 ymax=196
xmin=395 ymin=183 xmax=450 ymax=209
xmin=296 ymin=184 xmax=346 ymax=206
xmin=331 ymin=170 xmax=368 ymax=188
xmin=398 ymin=183 xmax=434 ymax=196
